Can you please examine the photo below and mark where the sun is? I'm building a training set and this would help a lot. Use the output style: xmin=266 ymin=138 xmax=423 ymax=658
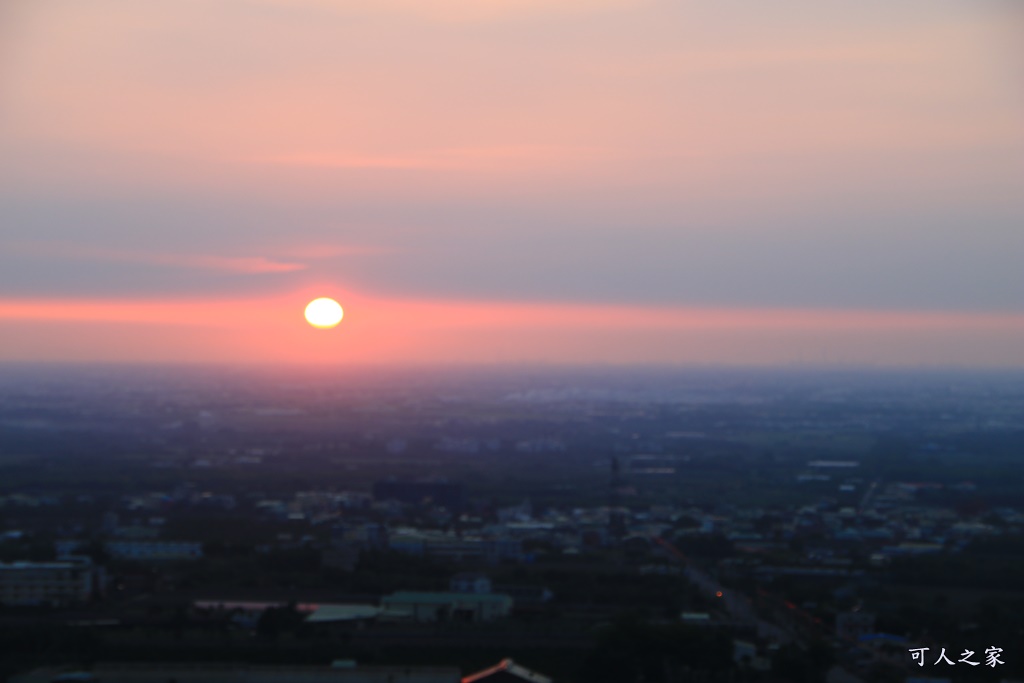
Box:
xmin=304 ymin=297 xmax=344 ymax=329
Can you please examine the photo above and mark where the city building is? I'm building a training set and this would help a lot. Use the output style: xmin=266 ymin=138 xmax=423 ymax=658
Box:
xmin=0 ymin=557 xmax=95 ymax=606
xmin=450 ymin=572 xmax=492 ymax=594
xmin=105 ymin=540 xmax=203 ymax=561
xmin=461 ymin=659 xmax=552 ymax=683
xmin=14 ymin=662 xmax=460 ymax=683
xmin=381 ymin=592 xmax=513 ymax=623
xmin=373 ymin=480 xmax=465 ymax=511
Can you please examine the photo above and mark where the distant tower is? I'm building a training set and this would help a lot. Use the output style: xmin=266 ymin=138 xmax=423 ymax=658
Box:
xmin=609 ymin=457 xmax=627 ymax=539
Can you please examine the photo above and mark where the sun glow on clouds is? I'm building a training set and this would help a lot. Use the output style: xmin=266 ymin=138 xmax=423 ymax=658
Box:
xmin=8 ymin=243 xmax=308 ymax=275
xmin=8 ymin=242 xmax=390 ymax=277
xmin=112 ymin=251 xmax=306 ymax=274
xmin=1 ymin=295 xmax=1023 ymax=367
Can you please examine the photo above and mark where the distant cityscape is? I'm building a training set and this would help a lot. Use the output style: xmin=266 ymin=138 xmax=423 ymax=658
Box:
xmin=1 ymin=366 xmax=1022 ymax=683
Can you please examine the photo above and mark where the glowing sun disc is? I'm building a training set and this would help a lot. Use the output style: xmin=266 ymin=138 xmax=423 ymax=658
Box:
xmin=304 ymin=297 xmax=344 ymax=329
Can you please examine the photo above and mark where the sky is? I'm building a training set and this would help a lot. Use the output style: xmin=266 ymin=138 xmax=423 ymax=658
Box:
xmin=1 ymin=0 xmax=1023 ymax=366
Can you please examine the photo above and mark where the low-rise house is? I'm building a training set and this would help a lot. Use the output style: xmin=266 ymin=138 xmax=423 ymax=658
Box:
xmin=462 ymin=659 xmax=551 ymax=683
xmin=450 ymin=572 xmax=492 ymax=594
xmin=381 ymin=591 xmax=513 ymax=623
xmin=0 ymin=557 xmax=95 ymax=606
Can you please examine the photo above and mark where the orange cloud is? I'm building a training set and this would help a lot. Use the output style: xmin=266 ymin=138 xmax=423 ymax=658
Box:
xmin=152 ymin=253 xmax=307 ymax=274
xmin=10 ymin=244 xmax=307 ymax=274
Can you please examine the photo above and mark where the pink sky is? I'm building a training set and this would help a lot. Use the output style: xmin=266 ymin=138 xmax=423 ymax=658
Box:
xmin=2 ymin=292 xmax=1023 ymax=366
xmin=1 ymin=0 xmax=1022 ymax=365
